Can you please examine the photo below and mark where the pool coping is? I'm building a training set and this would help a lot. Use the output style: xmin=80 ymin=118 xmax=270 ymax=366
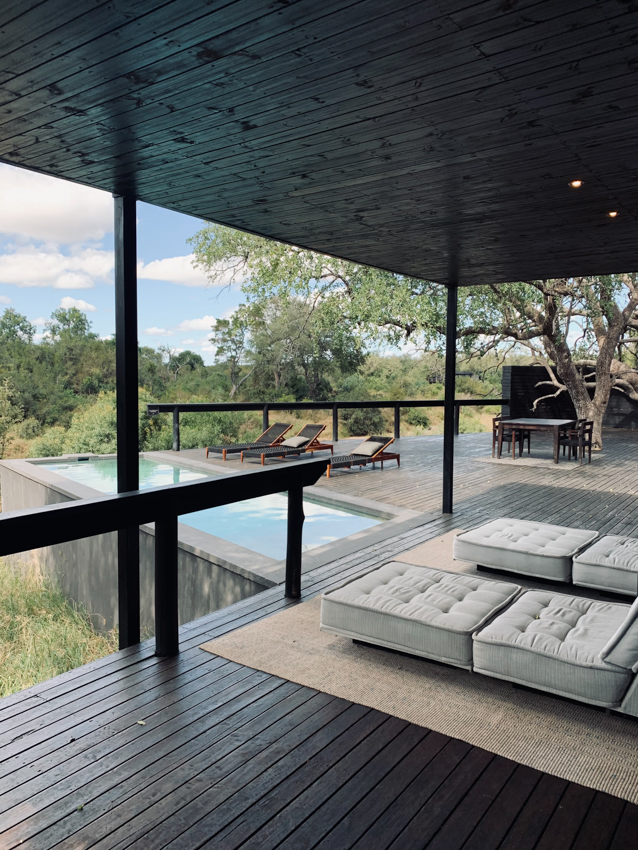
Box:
xmin=4 ymin=453 xmax=436 ymax=588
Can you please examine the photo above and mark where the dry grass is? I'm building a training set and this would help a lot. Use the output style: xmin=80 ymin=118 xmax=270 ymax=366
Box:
xmin=0 ymin=559 xmax=118 ymax=698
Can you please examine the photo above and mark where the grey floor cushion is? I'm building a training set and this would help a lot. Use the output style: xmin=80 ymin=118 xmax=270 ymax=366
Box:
xmin=573 ymin=535 xmax=638 ymax=596
xmin=320 ymin=563 xmax=520 ymax=670
xmin=473 ymin=591 xmax=634 ymax=707
xmin=453 ymin=518 xmax=598 ymax=582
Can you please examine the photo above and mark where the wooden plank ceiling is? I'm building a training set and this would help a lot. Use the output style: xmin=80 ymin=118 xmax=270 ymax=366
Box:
xmin=0 ymin=0 xmax=637 ymax=285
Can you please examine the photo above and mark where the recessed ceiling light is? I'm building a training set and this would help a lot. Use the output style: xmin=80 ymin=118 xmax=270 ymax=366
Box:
xmin=608 ymin=211 xmax=618 ymax=218
xmin=569 ymin=180 xmax=583 ymax=188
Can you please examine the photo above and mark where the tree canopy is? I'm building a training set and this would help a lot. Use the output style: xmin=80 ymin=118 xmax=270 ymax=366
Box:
xmin=190 ymin=223 xmax=638 ymax=447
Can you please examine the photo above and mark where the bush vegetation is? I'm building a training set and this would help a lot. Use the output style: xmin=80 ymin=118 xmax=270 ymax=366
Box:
xmin=0 ymin=304 xmax=515 ymax=460
xmin=0 ymin=559 xmax=118 ymax=697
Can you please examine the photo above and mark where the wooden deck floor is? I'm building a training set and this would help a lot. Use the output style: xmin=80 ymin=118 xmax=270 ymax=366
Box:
xmin=2 ymin=431 xmax=638 ymax=849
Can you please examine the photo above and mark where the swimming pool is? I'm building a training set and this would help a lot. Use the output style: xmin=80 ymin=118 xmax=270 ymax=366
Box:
xmin=38 ymin=458 xmax=382 ymax=560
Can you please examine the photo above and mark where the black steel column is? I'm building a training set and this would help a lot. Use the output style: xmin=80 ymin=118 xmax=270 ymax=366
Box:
xmin=155 ymin=513 xmax=179 ymax=657
xmin=172 ymin=408 xmax=180 ymax=452
xmin=394 ymin=404 xmax=401 ymax=439
xmin=442 ymin=285 xmax=458 ymax=514
xmin=332 ymin=405 xmax=339 ymax=442
xmin=114 ymin=194 xmax=140 ymax=648
xmin=262 ymin=404 xmax=269 ymax=432
xmin=285 ymin=486 xmax=305 ymax=599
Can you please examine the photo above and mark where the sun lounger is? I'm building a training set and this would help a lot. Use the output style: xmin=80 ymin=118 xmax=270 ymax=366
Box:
xmin=241 ymin=423 xmax=332 ymax=464
xmin=205 ymin=421 xmax=291 ymax=461
xmin=326 ymin=436 xmax=399 ymax=477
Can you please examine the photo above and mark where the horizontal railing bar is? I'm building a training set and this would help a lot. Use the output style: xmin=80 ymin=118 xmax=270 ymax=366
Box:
xmin=147 ymin=399 xmax=508 ymax=413
xmin=0 ymin=458 xmax=328 ymax=558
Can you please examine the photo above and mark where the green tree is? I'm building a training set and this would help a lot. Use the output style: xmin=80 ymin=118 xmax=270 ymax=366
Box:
xmin=0 ymin=309 xmax=35 ymax=343
xmin=210 ymin=313 xmax=255 ymax=397
xmin=190 ymin=223 xmax=638 ymax=448
xmin=0 ymin=379 xmax=23 ymax=458
xmin=45 ymin=307 xmax=97 ymax=341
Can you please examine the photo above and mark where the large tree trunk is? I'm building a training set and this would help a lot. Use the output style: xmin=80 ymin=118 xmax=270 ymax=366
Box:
xmin=542 ymin=333 xmax=606 ymax=449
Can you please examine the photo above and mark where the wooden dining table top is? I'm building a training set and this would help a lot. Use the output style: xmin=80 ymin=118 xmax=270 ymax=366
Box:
xmin=499 ymin=418 xmax=575 ymax=428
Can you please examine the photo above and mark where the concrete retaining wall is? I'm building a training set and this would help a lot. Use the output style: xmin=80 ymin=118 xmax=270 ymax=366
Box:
xmin=0 ymin=458 xmax=271 ymax=634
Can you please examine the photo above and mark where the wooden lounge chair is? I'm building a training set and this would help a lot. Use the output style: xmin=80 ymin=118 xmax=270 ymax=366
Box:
xmin=241 ymin=423 xmax=332 ymax=465
xmin=205 ymin=422 xmax=291 ymax=461
xmin=326 ymin=435 xmax=398 ymax=477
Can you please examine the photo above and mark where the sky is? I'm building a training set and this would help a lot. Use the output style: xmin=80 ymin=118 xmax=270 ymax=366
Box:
xmin=0 ymin=163 xmax=245 ymax=363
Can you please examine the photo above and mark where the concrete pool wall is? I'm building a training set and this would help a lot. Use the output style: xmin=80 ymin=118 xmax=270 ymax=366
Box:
xmin=0 ymin=451 xmax=428 ymax=634
xmin=0 ymin=454 xmax=274 ymax=633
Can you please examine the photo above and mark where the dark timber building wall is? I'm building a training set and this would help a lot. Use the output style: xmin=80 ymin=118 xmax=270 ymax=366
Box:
xmin=502 ymin=366 xmax=638 ymax=429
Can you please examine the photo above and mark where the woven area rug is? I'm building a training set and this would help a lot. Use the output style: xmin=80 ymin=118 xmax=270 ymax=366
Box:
xmin=201 ymin=534 xmax=638 ymax=802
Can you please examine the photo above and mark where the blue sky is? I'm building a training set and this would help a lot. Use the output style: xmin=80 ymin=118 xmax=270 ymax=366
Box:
xmin=0 ymin=163 xmax=244 ymax=363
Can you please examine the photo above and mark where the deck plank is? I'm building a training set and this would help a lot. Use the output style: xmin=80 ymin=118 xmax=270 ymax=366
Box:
xmin=2 ymin=431 xmax=638 ymax=849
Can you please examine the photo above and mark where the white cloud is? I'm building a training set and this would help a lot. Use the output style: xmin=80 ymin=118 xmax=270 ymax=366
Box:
xmin=0 ymin=295 xmax=10 ymax=304
xmin=177 ymin=315 xmax=216 ymax=331
xmin=0 ymin=164 xmax=112 ymax=243
xmin=182 ymin=338 xmax=195 ymax=344
xmin=143 ymin=326 xmax=174 ymax=336
xmin=59 ymin=296 xmax=97 ymax=312
xmin=0 ymin=244 xmax=113 ymax=289
xmin=137 ymin=254 xmax=210 ymax=287
xmin=31 ymin=316 xmax=47 ymax=326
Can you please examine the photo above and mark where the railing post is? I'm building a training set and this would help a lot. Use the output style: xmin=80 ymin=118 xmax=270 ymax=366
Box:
xmin=285 ymin=485 xmax=305 ymax=599
xmin=442 ymin=284 xmax=458 ymax=514
xmin=394 ymin=404 xmax=401 ymax=439
xmin=172 ymin=408 xmax=180 ymax=452
xmin=332 ymin=405 xmax=339 ymax=442
xmin=263 ymin=404 xmax=269 ymax=432
xmin=155 ymin=512 xmax=179 ymax=657
xmin=114 ymin=193 xmax=140 ymax=649
xmin=454 ymin=403 xmax=460 ymax=436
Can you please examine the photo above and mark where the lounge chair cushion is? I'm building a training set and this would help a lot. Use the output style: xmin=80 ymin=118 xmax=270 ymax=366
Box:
xmin=573 ymin=535 xmax=638 ymax=596
xmin=599 ymin=597 xmax=638 ymax=671
xmin=281 ymin=435 xmax=310 ymax=448
xmin=453 ymin=518 xmax=598 ymax=581
xmin=321 ymin=563 xmax=520 ymax=669
xmin=355 ymin=440 xmax=385 ymax=457
xmin=473 ymin=591 xmax=633 ymax=707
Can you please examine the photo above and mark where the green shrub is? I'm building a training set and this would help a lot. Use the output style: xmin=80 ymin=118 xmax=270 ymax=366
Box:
xmin=340 ymin=407 xmax=385 ymax=436
xmin=17 ymin=417 xmax=41 ymax=439
xmin=404 ymin=408 xmax=430 ymax=429
xmin=29 ymin=426 xmax=67 ymax=458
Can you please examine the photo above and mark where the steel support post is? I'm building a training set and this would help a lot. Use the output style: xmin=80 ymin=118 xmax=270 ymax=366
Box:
xmin=442 ymin=285 xmax=458 ymax=514
xmin=114 ymin=194 xmax=140 ymax=648
xmin=285 ymin=486 xmax=305 ymax=599
xmin=332 ymin=405 xmax=339 ymax=442
xmin=263 ymin=404 xmax=269 ymax=432
xmin=394 ymin=405 xmax=401 ymax=439
xmin=172 ymin=408 xmax=180 ymax=452
xmin=155 ymin=513 xmax=179 ymax=657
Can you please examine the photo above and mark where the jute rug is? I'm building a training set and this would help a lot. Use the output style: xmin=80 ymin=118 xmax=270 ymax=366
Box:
xmin=202 ymin=532 xmax=638 ymax=802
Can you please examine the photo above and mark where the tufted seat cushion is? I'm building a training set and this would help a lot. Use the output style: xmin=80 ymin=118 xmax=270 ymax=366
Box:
xmin=473 ymin=591 xmax=634 ymax=707
xmin=573 ymin=535 xmax=638 ymax=596
xmin=320 ymin=563 xmax=520 ymax=669
xmin=453 ymin=518 xmax=598 ymax=581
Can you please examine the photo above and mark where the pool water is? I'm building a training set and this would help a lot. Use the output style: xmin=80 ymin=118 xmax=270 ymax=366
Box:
xmin=39 ymin=458 xmax=382 ymax=560
xmin=42 ymin=458 xmax=209 ymax=492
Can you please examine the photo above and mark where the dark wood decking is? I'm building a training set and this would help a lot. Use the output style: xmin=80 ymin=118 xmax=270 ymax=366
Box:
xmin=2 ymin=431 xmax=638 ymax=849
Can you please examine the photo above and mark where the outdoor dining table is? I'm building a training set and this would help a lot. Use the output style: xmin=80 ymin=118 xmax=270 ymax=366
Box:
xmin=497 ymin=418 xmax=576 ymax=463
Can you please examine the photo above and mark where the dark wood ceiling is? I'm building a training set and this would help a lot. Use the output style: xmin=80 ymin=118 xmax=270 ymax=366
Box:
xmin=1 ymin=0 xmax=637 ymax=285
